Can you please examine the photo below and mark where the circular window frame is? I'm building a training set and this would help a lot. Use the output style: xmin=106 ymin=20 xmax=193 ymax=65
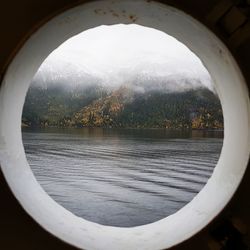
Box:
xmin=0 ymin=0 xmax=250 ymax=249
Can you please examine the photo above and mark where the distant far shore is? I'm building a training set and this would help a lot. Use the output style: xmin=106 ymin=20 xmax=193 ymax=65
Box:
xmin=21 ymin=123 xmax=223 ymax=131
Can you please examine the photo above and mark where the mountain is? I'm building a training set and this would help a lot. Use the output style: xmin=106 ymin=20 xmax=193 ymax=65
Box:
xmin=22 ymin=83 xmax=223 ymax=129
xmin=71 ymin=86 xmax=223 ymax=129
xmin=22 ymin=83 xmax=108 ymax=127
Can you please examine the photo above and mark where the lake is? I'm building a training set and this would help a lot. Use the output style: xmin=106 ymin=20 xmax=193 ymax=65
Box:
xmin=22 ymin=127 xmax=223 ymax=227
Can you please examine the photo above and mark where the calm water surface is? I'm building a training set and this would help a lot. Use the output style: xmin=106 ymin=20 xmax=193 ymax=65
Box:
xmin=22 ymin=128 xmax=223 ymax=227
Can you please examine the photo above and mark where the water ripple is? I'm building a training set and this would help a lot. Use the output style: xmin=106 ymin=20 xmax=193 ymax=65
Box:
xmin=23 ymin=128 xmax=223 ymax=227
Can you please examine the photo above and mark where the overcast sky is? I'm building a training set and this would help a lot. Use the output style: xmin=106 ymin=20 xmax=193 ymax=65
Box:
xmin=33 ymin=24 xmax=213 ymax=91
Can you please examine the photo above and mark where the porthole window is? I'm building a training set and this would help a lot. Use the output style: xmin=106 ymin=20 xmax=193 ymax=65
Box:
xmin=22 ymin=24 xmax=224 ymax=228
xmin=0 ymin=1 xmax=249 ymax=249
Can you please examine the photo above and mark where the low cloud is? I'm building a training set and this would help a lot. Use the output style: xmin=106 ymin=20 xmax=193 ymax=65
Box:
xmin=31 ymin=24 xmax=214 ymax=93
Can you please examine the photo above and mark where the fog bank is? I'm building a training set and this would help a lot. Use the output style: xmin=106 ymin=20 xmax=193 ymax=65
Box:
xmin=31 ymin=24 xmax=214 ymax=93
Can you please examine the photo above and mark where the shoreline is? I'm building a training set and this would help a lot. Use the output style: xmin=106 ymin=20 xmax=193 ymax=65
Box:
xmin=21 ymin=125 xmax=224 ymax=132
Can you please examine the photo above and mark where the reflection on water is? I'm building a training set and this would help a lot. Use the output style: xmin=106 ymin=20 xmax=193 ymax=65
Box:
xmin=22 ymin=128 xmax=223 ymax=227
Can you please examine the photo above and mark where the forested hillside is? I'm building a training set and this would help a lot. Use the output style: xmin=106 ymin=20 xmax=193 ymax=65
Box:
xmin=22 ymin=83 xmax=223 ymax=129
